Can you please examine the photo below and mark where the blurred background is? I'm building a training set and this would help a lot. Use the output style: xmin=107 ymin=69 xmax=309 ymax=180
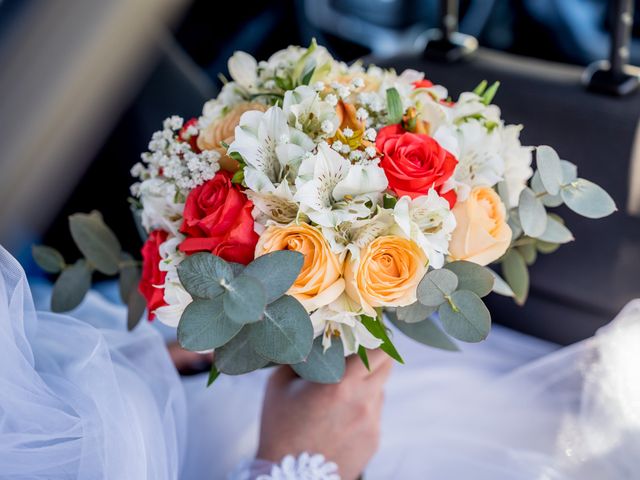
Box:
xmin=1 ymin=0 xmax=639 ymax=344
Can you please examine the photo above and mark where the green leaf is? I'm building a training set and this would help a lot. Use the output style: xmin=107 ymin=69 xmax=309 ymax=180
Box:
xmin=69 ymin=212 xmax=121 ymax=275
xmin=383 ymin=194 xmax=398 ymax=209
xmin=481 ymin=81 xmax=500 ymax=105
xmin=292 ymin=336 xmax=345 ymax=384
xmin=300 ymin=62 xmax=316 ymax=86
xmin=231 ymin=169 xmax=244 ymax=184
xmin=361 ymin=314 xmax=404 ymax=363
xmin=536 ymin=146 xmax=563 ymax=196
xmin=292 ymin=38 xmax=318 ymax=83
xmin=32 ymin=245 xmax=65 ymax=273
xmin=51 ymin=260 xmax=92 ymax=312
xmin=416 ymin=268 xmax=458 ymax=307
xmin=118 ymin=252 xmax=140 ymax=303
xmin=472 ymin=80 xmax=488 ymax=96
xmin=357 ymin=345 xmax=370 ymax=370
xmin=207 ymin=364 xmax=220 ymax=387
xmin=443 ymin=261 xmax=494 ymax=298
xmin=389 ymin=311 xmax=459 ymax=351
xmin=396 ymin=301 xmax=437 ymax=323
xmin=214 ymin=327 xmax=269 ymax=375
xmin=229 ymin=262 xmax=245 ymax=277
xmin=561 ymin=179 xmax=617 ymax=219
xmin=489 ymin=269 xmax=514 ymax=297
xmin=127 ymin=289 xmax=147 ymax=331
xmin=438 ymin=290 xmax=491 ymax=342
xmin=518 ymin=187 xmax=547 ymax=237
xmin=248 ymin=295 xmax=314 ymax=364
xmin=177 ymin=298 xmax=242 ymax=351
xmin=177 ymin=253 xmax=233 ymax=299
xmin=222 ymin=274 xmax=266 ymax=324
xmin=501 ymin=249 xmax=529 ymax=305
xmin=243 ymin=251 xmax=304 ymax=303
xmin=538 ymin=215 xmax=574 ymax=244
xmin=518 ymin=242 xmax=537 ymax=266
xmin=386 ymin=87 xmax=403 ymax=124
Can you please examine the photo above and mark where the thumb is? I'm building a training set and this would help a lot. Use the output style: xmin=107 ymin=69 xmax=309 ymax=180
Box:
xmin=268 ymin=365 xmax=298 ymax=388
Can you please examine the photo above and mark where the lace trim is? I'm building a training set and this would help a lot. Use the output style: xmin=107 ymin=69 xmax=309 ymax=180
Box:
xmin=229 ymin=452 xmax=340 ymax=480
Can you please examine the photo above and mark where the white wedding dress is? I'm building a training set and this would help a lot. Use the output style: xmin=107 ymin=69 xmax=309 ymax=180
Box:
xmin=2 ymin=245 xmax=639 ymax=479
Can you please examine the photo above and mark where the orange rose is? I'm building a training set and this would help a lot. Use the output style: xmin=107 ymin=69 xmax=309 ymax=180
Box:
xmin=344 ymin=236 xmax=428 ymax=316
xmin=449 ymin=186 xmax=512 ymax=266
xmin=255 ymin=223 xmax=345 ymax=311
xmin=197 ymin=102 xmax=267 ymax=172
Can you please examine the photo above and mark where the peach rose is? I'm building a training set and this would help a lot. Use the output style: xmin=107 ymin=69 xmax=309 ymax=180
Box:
xmin=448 ymin=186 xmax=512 ymax=266
xmin=344 ymin=236 xmax=428 ymax=316
xmin=197 ymin=102 xmax=267 ymax=172
xmin=255 ymin=223 xmax=345 ymax=311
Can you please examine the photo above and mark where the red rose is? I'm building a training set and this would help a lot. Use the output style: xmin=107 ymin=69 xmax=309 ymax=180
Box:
xmin=179 ymin=171 xmax=258 ymax=264
xmin=376 ymin=124 xmax=458 ymax=207
xmin=413 ymin=79 xmax=434 ymax=89
xmin=139 ymin=229 xmax=169 ymax=320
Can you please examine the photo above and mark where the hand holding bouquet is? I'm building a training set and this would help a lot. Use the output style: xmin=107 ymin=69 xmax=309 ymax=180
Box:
xmin=35 ymin=41 xmax=615 ymax=383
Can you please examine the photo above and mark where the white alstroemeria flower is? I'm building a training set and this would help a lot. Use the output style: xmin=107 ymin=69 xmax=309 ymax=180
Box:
xmin=200 ymin=82 xmax=245 ymax=126
xmin=499 ymin=124 xmax=533 ymax=208
xmin=246 ymin=180 xmax=299 ymax=230
xmin=228 ymin=51 xmax=258 ymax=91
xmin=283 ymin=85 xmax=339 ymax=138
xmin=450 ymin=92 xmax=501 ymax=124
xmin=310 ymin=294 xmax=382 ymax=355
xmin=229 ymin=106 xmax=314 ymax=193
xmin=155 ymin=281 xmax=192 ymax=328
xmin=321 ymin=207 xmax=394 ymax=257
xmin=294 ymin=143 xmax=388 ymax=227
xmin=434 ymin=121 xmax=504 ymax=202
xmin=391 ymin=190 xmax=456 ymax=268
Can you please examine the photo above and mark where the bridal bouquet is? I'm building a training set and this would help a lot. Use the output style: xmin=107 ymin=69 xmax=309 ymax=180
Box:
xmin=35 ymin=41 xmax=615 ymax=383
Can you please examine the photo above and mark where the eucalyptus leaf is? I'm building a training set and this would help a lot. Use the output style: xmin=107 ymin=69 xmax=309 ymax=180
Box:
xmin=292 ymin=336 xmax=345 ymax=384
xmin=118 ymin=252 xmax=140 ymax=303
xmin=518 ymin=242 xmax=537 ymax=266
xmin=243 ymin=251 xmax=304 ymax=303
xmin=531 ymin=171 xmax=563 ymax=207
xmin=248 ymin=295 xmax=313 ymax=364
xmin=538 ymin=215 xmax=574 ymax=244
xmin=536 ymin=146 xmax=563 ymax=196
xmin=177 ymin=298 xmax=242 ymax=351
xmin=361 ymin=314 xmax=404 ymax=363
xmin=215 ymin=327 xmax=269 ymax=375
xmin=389 ymin=312 xmax=459 ymax=351
xmin=177 ymin=253 xmax=233 ymax=299
xmin=32 ymin=245 xmax=65 ymax=273
xmin=536 ymin=240 xmax=561 ymax=254
xmin=501 ymin=249 xmax=529 ymax=305
xmin=489 ymin=270 xmax=515 ymax=297
xmin=416 ymin=269 xmax=458 ymax=307
xmin=443 ymin=261 xmax=494 ymax=298
xmin=69 ymin=212 xmax=121 ymax=275
xmin=560 ymin=160 xmax=577 ymax=184
xmin=507 ymin=210 xmax=523 ymax=239
xmin=51 ymin=260 xmax=92 ymax=312
xmin=518 ymin=188 xmax=547 ymax=237
xmin=386 ymin=87 xmax=403 ymax=124
xmin=561 ymin=179 xmax=616 ymax=219
xmin=127 ymin=289 xmax=147 ymax=331
xmin=396 ymin=302 xmax=437 ymax=324
xmin=438 ymin=290 xmax=491 ymax=342
xmin=223 ymin=274 xmax=266 ymax=324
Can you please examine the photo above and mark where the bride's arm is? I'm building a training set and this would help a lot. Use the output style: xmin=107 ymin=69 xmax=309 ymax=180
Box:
xmin=229 ymin=350 xmax=392 ymax=480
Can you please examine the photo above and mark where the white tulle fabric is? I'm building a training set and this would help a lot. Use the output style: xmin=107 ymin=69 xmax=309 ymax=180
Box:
xmin=230 ymin=453 xmax=339 ymax=480
xmin=0 ymin=246 xmax=187 ymax=479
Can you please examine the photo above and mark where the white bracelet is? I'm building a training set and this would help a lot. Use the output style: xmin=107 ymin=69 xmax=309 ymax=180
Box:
xmin=230 ymin=452 xmax=340 ymax=480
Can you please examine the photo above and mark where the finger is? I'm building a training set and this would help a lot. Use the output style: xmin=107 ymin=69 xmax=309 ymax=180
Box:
xmin=268 ymin=365 xmax=297 ymax=388
xmin=367 ymin=356 xmax=393 ymax=385
xmin=343 ymin=348 xmax=391 ymax=381
xmin=365 ymin=348 xmax=392 ymax=373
